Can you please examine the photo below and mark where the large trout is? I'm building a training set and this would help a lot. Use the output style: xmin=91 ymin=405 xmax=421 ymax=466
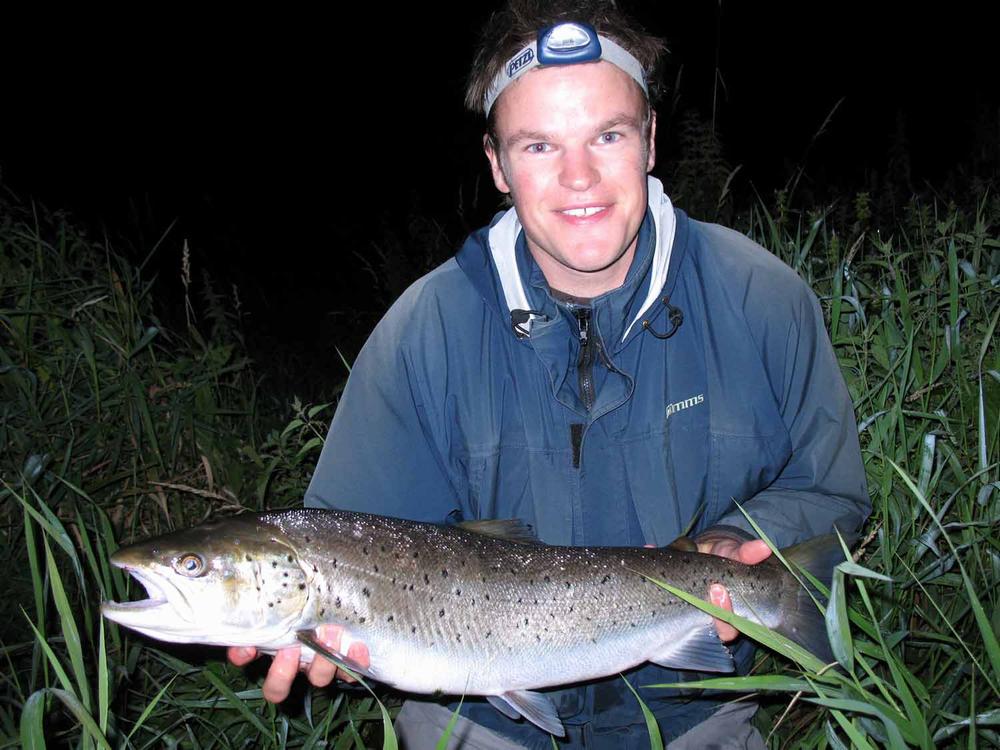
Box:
xmin=102 ymin=509 xmax=840 ymax=736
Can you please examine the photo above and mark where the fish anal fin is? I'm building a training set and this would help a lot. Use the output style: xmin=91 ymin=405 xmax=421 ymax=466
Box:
xmin=648 ymin=625 xmax=735 ymax=673
xmin=487 ymin=690 xmax=565 ymax=737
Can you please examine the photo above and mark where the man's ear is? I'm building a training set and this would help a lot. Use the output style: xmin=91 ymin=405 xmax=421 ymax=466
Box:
xmin=646 ymin=110 xmax=657 ymax=173
xmin=483 ymin=133 xmax=511 ymax=194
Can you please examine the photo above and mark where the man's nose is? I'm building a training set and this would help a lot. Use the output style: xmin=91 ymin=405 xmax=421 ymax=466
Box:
xmin=559 ymin=147 xmax=600 ymax=191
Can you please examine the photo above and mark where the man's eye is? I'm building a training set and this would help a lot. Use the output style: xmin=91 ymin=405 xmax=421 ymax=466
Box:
xmin=599 ymin=132 xmax=622 ymax=144
xmin=526 ymin=143 xmax=550 ymax=154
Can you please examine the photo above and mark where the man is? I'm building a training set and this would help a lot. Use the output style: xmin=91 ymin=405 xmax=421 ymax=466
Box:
xmin=230 ymin=2 xmax=869 ymax=747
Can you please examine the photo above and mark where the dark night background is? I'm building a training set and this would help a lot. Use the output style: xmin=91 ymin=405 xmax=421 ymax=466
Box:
xmin=2 ymin=3 xmax=996 ymax=388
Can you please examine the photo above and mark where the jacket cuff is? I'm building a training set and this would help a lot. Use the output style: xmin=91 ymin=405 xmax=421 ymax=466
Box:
xmin=692 ymin=525 xmax=756 ymax=546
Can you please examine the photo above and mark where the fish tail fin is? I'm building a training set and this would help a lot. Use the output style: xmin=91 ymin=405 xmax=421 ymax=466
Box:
xmin=773 ymin=534 xmax=850 ymax=665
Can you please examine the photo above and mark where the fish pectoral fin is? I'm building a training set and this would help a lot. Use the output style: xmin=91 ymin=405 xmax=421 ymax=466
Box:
xmin=295 ymin=630 xmax=371 ymax=678
xmin=487 ymin=690 xmax=565 ymax=737
xmin=648 ymin=624 xmax=735 ymax=673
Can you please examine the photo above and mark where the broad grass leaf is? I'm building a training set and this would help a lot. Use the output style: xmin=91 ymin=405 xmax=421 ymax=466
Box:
xmin=620 ymin=675 xmax=664 ymax=750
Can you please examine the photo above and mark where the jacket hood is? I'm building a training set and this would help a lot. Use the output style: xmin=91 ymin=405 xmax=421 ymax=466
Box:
xmin=455 ymin=176 xmax=686 ymax=350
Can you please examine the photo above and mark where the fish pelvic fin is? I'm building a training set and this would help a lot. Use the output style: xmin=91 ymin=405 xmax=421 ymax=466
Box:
xmin=295 ymin=629 xmax=372 ymax=680
xmin=648 ymin=624 xmax=734 ymax=672
xmin=775 ymin=534 xmax=851 ymax=665
xmin=487 ymin=690 xmax=565 ymax=737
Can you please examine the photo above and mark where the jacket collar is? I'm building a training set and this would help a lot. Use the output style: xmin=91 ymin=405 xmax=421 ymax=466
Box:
xmin=480 ymin=176 xmax=676 ymax=344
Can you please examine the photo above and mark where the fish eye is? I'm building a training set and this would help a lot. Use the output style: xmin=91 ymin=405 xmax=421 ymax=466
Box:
xmin=175 ymin=553 xmax=206 ymax=577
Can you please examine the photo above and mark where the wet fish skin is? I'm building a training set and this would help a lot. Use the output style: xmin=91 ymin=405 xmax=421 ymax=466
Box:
xmin=102 ymin=508 xmax=839 ymax=736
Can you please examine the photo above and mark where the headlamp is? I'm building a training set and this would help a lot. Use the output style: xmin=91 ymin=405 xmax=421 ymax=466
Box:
xmin=483 ymin=21 xmax=648 ymax=116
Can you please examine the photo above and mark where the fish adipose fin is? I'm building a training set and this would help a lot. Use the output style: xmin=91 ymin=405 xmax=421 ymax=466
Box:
xmin=487 ymin=690 xmax=565 ymax=737
xmin=648 ymin=624 xmax=735 ymax=672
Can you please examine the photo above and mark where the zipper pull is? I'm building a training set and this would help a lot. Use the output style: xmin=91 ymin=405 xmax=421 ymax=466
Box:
xmin=575 ymin=307 xmax=591 ymax=350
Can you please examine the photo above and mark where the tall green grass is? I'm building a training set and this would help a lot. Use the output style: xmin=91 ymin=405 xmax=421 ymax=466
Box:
xmin=1 ymin=182 xmax=997 ymax=748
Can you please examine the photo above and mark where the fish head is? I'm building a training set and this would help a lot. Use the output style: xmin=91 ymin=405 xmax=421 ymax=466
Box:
xmin=101 ymin=516 xmax=313 ymax=648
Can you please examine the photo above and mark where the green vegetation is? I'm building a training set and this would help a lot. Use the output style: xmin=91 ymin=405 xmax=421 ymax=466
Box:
xmin=1 ymin=175 xmax=997 ymax=748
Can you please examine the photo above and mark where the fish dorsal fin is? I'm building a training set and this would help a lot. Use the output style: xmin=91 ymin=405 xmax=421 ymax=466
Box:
xmin=648 ymin=624 xmax=735 ymax=673
xmin=665 ymin=535 xmax=699 ymax=552
xmin=487 ymin=690 xmax=565 ymax=737
xmin=457 ymin=519 xmax=538 ymax=544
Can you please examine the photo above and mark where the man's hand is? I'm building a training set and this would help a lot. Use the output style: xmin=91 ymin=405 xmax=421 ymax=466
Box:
xmin=696 ymin=536 xmax=772 ymax=642
xmin=226 ymin=624 xmax=371 ymax=704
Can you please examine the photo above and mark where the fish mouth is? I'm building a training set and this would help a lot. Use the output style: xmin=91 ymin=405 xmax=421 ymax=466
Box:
xmin=101 ymin=562 xmax=195 ymax=630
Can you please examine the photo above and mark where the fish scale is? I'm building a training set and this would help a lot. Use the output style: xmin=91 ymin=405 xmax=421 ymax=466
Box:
xmin=103 ymin=508 xmax=841 ymax=736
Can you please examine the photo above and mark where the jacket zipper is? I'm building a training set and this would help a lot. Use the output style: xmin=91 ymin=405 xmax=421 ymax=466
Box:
xmin=574 ymin=307 xmax=596 ymax=411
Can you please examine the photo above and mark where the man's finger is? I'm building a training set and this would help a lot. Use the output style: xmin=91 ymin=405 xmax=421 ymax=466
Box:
xmin=307 ymin=624 xmax=344 ymax=687
xmin=710 ymin=583 xmax=739 ymax=642
xmin=262 ymin=646 xmax=302 ymax=703
xmin=737 ymin=539 xmax=772 ymax=565
xmin=227 ymin=646 xmax=257 ymax=667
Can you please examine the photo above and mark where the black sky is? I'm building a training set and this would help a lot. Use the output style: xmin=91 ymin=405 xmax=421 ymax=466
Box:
xmin=1 ymin=3 xmax=995 ymax=349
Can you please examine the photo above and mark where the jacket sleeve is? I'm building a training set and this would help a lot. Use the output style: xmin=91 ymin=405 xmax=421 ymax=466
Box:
xmin=708 ymin=277 xmax=870 ymax=549
xmin=303 ymin=299 xmax=461 ymax=523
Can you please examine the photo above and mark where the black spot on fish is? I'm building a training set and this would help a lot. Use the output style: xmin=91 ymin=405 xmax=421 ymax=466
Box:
xmin=320 ymin=608 xmax=325 ymax=616
xmin=524 ymin=617 xmax=529 ymax=625
xmin=412 ymin=626 xmax=417 ymax=634
xmin=529 ymin=579 xmax=534 ymax=585
xmin=245 ymin=554 xmax=252 ymax=562
xmin=456 ymin=634 xmax=461 ymax=642
xmin=544 ymin=575 xmax=550 ymax=582
xmin=461 ymin=560 xmax=466 ymax=567
xmin=517 ymin=597 xmax=522 ymax=604
xmin=481 ymin=576 xmax=487 ymax=583
xmin=387 ymin=615 xmax=394 ymax=622
xmin=408 ymin=584 xmax=414 ymax=591
xmin=472 ymin=598 xmax=476 ymax=605
xmin=536 ymin=634 xmax=541 ymax=641
xmin=312 ymin=565 xmax=318 ymax=573
xmin=359 ymin=617 xmax=366 ymax=623
xmin=485 ymin=594 xmax=491 ymax=601
xmin=612 ymin=620 xmax=617 ymax=626
xmin=282 ymin=583 xmax=287 ymax=588
xmin=362 ymin=587 xmax=371 ymax=597
xmin=533 ymin=599 xmax=538 ymax=605
xmin=569 ymin=606 xmax=574 ymax=613
xmin=631 ymin=622 xmax=636 ymax=628
xmin=565 ymin=581 xmax=571 ymax=588
xmin=287 ymin=555 xmax=293 ymax=563
xmin=601 ymin=575 xmax=610 ymax=584
xmin=268 ymin=602 xmax=274 ymax=607
xmin=333 ymin=559 xmax=338 ymax=568
xmin=454 ymin=588 xmax=461 ymax=596
xmin=283 ymin=572 xmax=288 ymax=578
xmin=510 ymin=568 xmax=517 ymax=574
xmin=363 ymin=546 xmax=368 ymax=555
xmin=549 ymin=612 xmax=555 ymax=619
xmin=381 ymin=545 xmax=386 ymax=552
xmin=256 ymin=586 xmax=261 ymax=591
xmin=374 ymin=565 xmax=379 ymax=573
xmin=441 ymin=569 xmax=448 ymax=578
xmin=439 ymin=609 xmax=445 ymax=617
xmin=424 ymin=574 xmax=430 ymax=584
xmin=413 ymin=551 xmax=419 ymax=559
xmin=430 ymin=595 xmax=435 ymax=602
xmin=272 ymin=561 xmax=278 ymax=568
xmin=305 ymin=536 xmax=311 ymax=543
xmin=391 ymin=577 xmax=396 ymax=584
xmin=335 ymin=597 xmax=342 ymax=608
xmin=486 ymin=630 xmax=492 ymax=638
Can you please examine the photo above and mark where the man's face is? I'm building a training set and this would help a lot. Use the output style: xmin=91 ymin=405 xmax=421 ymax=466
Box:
xmin=485 ymin=60 xmax=656 ymax=297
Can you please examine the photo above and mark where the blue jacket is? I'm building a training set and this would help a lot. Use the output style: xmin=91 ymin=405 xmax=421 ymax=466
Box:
xmin=305 ymin=178 xmax=869 ymax=746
